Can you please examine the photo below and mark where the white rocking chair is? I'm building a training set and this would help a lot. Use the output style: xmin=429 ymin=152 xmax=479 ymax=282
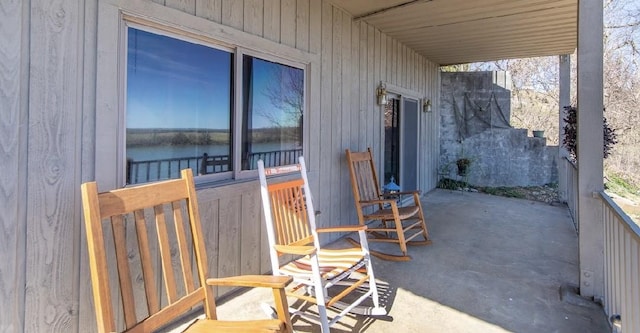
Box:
xmin=258 ymin=157 xmax=386 ymax=333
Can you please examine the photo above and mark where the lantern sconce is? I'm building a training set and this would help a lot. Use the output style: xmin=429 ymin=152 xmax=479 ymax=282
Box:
xmin=423 ymin=98 xmax=432 ymax=113
xmin=376 ymin=81 xmax=388 ymax=106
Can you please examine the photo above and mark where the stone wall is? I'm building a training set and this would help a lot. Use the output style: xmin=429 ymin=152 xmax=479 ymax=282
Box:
xmin=440 ymin=71 xmax=558 ymax=187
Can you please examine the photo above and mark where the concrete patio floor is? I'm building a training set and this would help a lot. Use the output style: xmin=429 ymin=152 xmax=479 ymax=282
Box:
xmin=214 ymin=189 xmax=610 ymax=332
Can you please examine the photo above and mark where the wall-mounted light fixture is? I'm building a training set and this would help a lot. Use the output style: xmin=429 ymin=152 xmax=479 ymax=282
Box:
xmin=376 ymin=81 xmax=388 ymax=106
xmin=423 ymin=98 xmax=432 ymax=112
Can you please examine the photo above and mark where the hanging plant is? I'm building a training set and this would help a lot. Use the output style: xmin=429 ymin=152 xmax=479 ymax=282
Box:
xmin=562 ymin=105 xmax=617 ymax=162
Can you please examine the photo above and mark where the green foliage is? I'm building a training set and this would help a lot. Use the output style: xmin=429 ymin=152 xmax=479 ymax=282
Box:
xmin=440 ymin=64 xmax=471 ymax=72
xmin=198 ymin=132 xmax=212 ymax=145
xmin=127 ymin=129 xmax=231 ymax=146
xmin=562 ymin=105 xmax=618 ymax=161
xmin=126 ymin=127 xmax=299 ymax=147
xmin=476 ymin=186 xmax=525 ymax=199
xmin=437 ymin=178 xmax=468 ymax=190
xmin=605 ymin=172 xmax=640 ymax=197
xmin=171 ymin=132 xmax=189 ymax=145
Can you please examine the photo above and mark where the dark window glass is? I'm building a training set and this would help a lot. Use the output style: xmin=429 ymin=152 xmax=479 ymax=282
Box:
xmin=241 ymin=55 xmax=304 ymax=170
xmin=384 ymin=98 xmax=401 ymax=185
xmin=126 ymin=28 xmax=232 ymax=184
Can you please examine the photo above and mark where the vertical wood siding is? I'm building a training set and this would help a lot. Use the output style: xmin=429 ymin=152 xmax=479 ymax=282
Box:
xmin=25 ymin=0 xmax=85 ymax=332
xmin=9 ymin=0 xmax=440 ymax=331
xmin=0 ymin=0 xmax=28 ymax=332
xmin=79 ymin=0 xmax=100 ymax=329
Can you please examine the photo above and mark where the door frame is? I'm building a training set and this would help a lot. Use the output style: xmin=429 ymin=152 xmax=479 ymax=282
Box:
xmin=378 ymin=82 xmax=426 ymax=194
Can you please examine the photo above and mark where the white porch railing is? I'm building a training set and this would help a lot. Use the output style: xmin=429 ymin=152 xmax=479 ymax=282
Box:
xmin=601 ymin=191 xmax=640 ymax=333
xmin=564 ymin=158 xmax=578 ymax=231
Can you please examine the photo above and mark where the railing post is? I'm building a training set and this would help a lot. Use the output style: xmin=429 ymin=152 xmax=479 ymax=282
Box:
xmin=558 ymin=54 xmax=570 ymax=202
xmin=577 ymin=0 xmax=604 ymax=299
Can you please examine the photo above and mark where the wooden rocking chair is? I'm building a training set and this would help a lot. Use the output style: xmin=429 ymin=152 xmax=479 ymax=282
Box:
xmin=345 ymin=148 xmax=431 ymax=261
xmin=258 ymin=157 xmax=386 ymax=333
xmin=81 ymin=169 xmax=293 ymax=333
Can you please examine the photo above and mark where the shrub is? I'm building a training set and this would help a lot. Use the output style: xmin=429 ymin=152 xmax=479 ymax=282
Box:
xmin=562 ymin=105 xmax=617 ymax=161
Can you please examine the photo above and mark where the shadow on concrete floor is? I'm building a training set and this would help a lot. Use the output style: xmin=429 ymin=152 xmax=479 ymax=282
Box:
xmin=216 ymin=189 xmax=610 ymax=333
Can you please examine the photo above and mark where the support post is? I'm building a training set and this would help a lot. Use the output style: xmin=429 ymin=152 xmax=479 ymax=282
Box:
xmin=577 ymin=0 xmax=604 ymax=299
xmin=558 ymin=54 xmax=571 ymax=202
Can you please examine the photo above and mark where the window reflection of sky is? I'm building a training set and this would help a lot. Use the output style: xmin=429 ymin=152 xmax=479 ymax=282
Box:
xmin=247 ymin=57 xmax=303 ymax=128
xmin=126 ymin=28 xmax=302 ymax=130
xmin=127 ymin=28 xmax=231 ymax=129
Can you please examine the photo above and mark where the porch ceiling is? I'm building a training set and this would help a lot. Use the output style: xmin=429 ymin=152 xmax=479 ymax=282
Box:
xmin=327 ymin=0 xmax=578 ymax=65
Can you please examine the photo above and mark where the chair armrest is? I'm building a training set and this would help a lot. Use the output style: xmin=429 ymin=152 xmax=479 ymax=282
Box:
xmin=274 ymin=244 xmax=317 ymax=256
xmin=206 ymin=275 xmax=292 ymax=289
xmin=359 ymin=199 xmax=396 ymax=205
xmin=316 ymin=225 xmax=367 ymax=233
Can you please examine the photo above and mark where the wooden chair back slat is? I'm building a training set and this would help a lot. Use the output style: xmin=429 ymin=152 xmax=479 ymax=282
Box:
xmin=154 ymin=204 xmax=179 ymax=304
xmin=267 ymin=179 xmax=312 ymax=247
xmin=356 ymin=161 xmax=373 ymax=201
xmin=111 ymin=215 xmax=138 ymax=328
xmin=97 ymin=180 xmax=188 ymax=218
xmin=133 ymin=210 xmax=160 ymax=315
xmin=181 ymin=170 xmax=216 ymax=320
xmin=348 ymin=149 xmax=384 ymax=204
xmin=81 ymin=181 xmax=116 ymax=332
xmin=172 ymin=201 xmax=196 ymax=294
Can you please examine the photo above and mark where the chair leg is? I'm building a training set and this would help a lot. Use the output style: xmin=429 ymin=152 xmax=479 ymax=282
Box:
xmin=272 ymin=288 xmax=293 ymax=333
xmin=390 ymin=204 xmax=408 ymax=256
xmin=317 ymin=304 xmax=330 ymax=333
xmin=395 ymin=217 xmax=408 ymax=256
xmin=310 ymin=254 xmax=331 ymax=333
xmin=413 ymin=194 xmax=431 ymax=241
xmin=358 ymin=230 xmax=386 ymax=316
xmin=419 ymin=216 xmax=430 ymax=240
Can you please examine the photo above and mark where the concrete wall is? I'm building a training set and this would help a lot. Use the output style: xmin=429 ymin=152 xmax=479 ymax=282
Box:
xmin=440 ymin=72 xmax=558 ymax=187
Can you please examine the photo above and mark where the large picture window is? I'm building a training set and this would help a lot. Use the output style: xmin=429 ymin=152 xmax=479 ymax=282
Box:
xmin=125 ymin=27 xmax=304 ymax=185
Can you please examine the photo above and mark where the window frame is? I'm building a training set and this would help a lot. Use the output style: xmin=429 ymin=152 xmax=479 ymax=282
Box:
xmin=234 ymin=47 xmax=308 ymax=180
xmin=95 ymin=3 xmax=314 ymax=189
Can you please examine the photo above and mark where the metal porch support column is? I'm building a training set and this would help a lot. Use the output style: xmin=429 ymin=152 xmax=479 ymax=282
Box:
xmin=577 ymin=0 xmax=604 ymax=299
xmin=558 ymin=55 xmax=571 ymax=202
